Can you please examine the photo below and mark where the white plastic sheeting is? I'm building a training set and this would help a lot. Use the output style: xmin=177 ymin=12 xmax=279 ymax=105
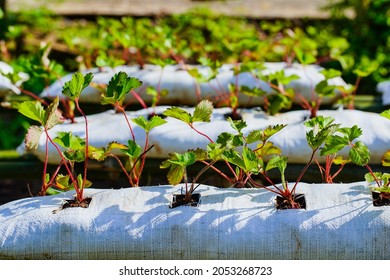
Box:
xmin=0 ymin=182 xmax=388 ymax=260
xmin=0 ymin=61 xmax=28 ymax=96
xmin=40 ymin=62 xmax=347 ymax=105
xmin=377 ymin=81 xmax=390 ymax=106
xmin=17 ymin=107 xmax=390 ymax=165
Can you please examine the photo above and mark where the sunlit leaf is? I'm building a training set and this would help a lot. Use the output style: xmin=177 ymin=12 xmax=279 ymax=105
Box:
xmin=25 ymin=125 xmax=43 ymax=151
xmin=62 ymin=72 xmax=93 ymax=100
xmin=193 ymin=100 xmax=213 ymax=123
xmin=18 ymin=101 xmax=45 ymax=124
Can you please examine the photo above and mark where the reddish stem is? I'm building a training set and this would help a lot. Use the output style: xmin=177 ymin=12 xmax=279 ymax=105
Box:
xmin=75 ymin=99 xmax=88 ymax=202
xmin=118 ymin=105 xmax=135 ymax=141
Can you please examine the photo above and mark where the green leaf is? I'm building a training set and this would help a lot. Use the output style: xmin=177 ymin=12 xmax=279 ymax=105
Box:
xmin=332 ymin=156 xmax=349 ymax=165
xmin=54 ymin=131 xmax=85 ymax=150
xmin=62 ymin=72 xmax=94 ymax=100
xmin=380 ymin=110 xmax=390 ymax=121
xmin=216 ymin=132 xmax=235 ymax=148
xmin=315 ymin=80 xmax=336 ymax=97
xmin=192 ymin=100 xmax=213 ymax=123
xmin=349 ymin=141 xmax=370 ymax=166
xmin=246 ymin=130 xmax=263 ymax=144
xmin=227 ymin=117 xmax=247 ymax=133
xmin=263 ymin=124 xmax=286 ymax=141
xmin=365 ymin=172 xmax=382 ymax=183
xmin=132 ymin=115 xmax=167 ymax=133
xmin=163 ymin=106 xmax=192 ymax=124
xmin=89 ymin=146 xmax=108 ymax=161
xmin=168 ymin=151 xmax=196 ymax=167
xmin=63 ymin=149 xmax=86 ymax=162
xmin=294 ymin=47 xmax=317 ymax=65
xmin=268 ymin=70 xmax=300 ymax=85
xmin=242 ymin=147 xmax=260 ymax=173
xmin=320 ymin=135 xmax=349 ymax=156
xmin=239 ymin=85 xmax=267 ymax=97
xmin=160 ymin=151 xmax=196 ymax=185
xmin=265 ymin=155 xmax=288 ymax=185
xmin=353 ymin=58 xmax=377 ymax=78
xmin=55 ymin=174 xmax=72 ymax=191
xmin=18 ymin=101 xmax=46 ymax=124
xmin=121 ymin=140 xmax=142 ymax=159
xmin=255 ymin=141 xmax=282 ymax=158
xmin=305 ymin=116 xmax=339 ymax=150
xmin=25 ymin=125 xmax=43 ymax=151
xmin=223 ymin=149 xmax=245 ymax=170
xmin=266 ymin=94 xmax=292 ymax=115
xmin=44 ymin=96 xmax=64 ymax=130
xmin=382 ymin=151 xmax=390 ymax=166
xmin=207 ymin=142 xmax=227 ymax=161
xmin=338 ymin=125 xmax=362 ymax=142
xmin=266 ymin=155 xmax=287 ymax=172
xmin=102 ymin=72 xmax=142 ymax=106
xmin=166 ymin=164 xmax=185 ymax=186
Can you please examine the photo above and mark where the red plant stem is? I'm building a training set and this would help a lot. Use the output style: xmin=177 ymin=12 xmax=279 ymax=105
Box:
xmin=130 ymin=89 xmax=148 ymax=109
xmin=292 ymin=149 xmax=317 ymax=193
xmin=200 ymin=160 xmax=234 ymax=184
xmin=189 ymin=123 xmax=238 ymax=180
xmin=20 ymin=88 xmax=49 ymax=106
xmin=331 ymin=163 xmax=346 ymax=182
xmin=109 ymin=153 xmax=134 ymax=187
xmin=42 ymin=130 xmax=50 ymax=191
xmin=137 ymin=133 xmax=150 ymax=186
xmin=189 ymin=124 xmax=214 ymax=143
xmin=349 ymin=76 xmax=361 ymax=109
xmin=365 ymin=164 xmax=382 ymax=188
xmin=127 ymin=145 xmax=155 ymax=187
xmin=118 ymin=105 xmax=135 ymax=141
xmin=193 ymin=80 xmax=202 ymax=102
xmin=249 ymin=176 xmax=284 ymax=196
xmin=45 ymin=130 xmax=76 ymax=186
xmin=75 ymin=99 xmax=88 ymax=201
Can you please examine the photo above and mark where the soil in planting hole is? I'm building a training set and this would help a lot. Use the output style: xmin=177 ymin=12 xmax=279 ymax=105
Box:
xmin=372 ymin=192 xmax=390 ymax=207
xmin=53 ymin=197 xmax=92 ymax=213
xmin=147 ymin=112 xmax=166 ymax=120
xmin=275 ymin=194 xmax=306 ymax=210
xmin=170 ymin=193 xmax=201 ymax=208
xmin=224 ymin=111 xmax=242 ymax=121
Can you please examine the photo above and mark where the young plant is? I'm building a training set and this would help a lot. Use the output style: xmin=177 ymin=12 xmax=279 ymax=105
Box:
xmin=365 ymin=110 xmax=390 ymax=205
xmin=145 ymin=58 xmax=173 ymax=117
xmin=186 ymin=58 xmax=225 ymax=105
xmin=18 ymin=96 xmax=66 ymax=196
xmin=160 ymin=150 xmax=201 ymax=208
xmin=101 ymin=72 xmax=166 ymax=186
xmin=249 ymin=116 xmax=341 ymax=209
xmin=88 ymin=115 xmax=166 ymax=187
xmin=62 ymin=72 xmax=93 ymax=200
xmin=101 ymin=71 xmax=142 ymax=141
xmin=17 ymin=97 xmax=92 ymax=205
xmin=317 ymin=124 xmax=370 ymax=183
xmin=51 ymin=131 xmax=92 ymax=203
xmin=242 ymin=64 xmax=297 ymax=116
xmin=161 ymin=100 xmax=286 ymax=207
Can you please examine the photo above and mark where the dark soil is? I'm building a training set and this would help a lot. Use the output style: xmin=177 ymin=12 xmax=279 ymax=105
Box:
xmin=52 ymin=197 xmax=92 ymax=213
xmin=372 ymin=192 xmax=390 ymax=207
xmin=224 ymin=112 xmax=242 ymax=121
xmin=275 ymin=193 xmax=306 ymax=209
xmin=170 ymin=193 xmax=201 ymax=208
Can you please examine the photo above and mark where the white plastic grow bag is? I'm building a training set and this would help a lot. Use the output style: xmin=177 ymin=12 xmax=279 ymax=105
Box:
xmin=0 ymin=182 xmax=388 ymax=259
xmin=377 ymin=81 xmax=390 ymax=106
xmin=17 ymin=107 xmax=390 ymax=165
xmin=0 ymin=61 xmax=28 ymax=97
xmin=40 ymin=62 xmax=346 ymax=106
